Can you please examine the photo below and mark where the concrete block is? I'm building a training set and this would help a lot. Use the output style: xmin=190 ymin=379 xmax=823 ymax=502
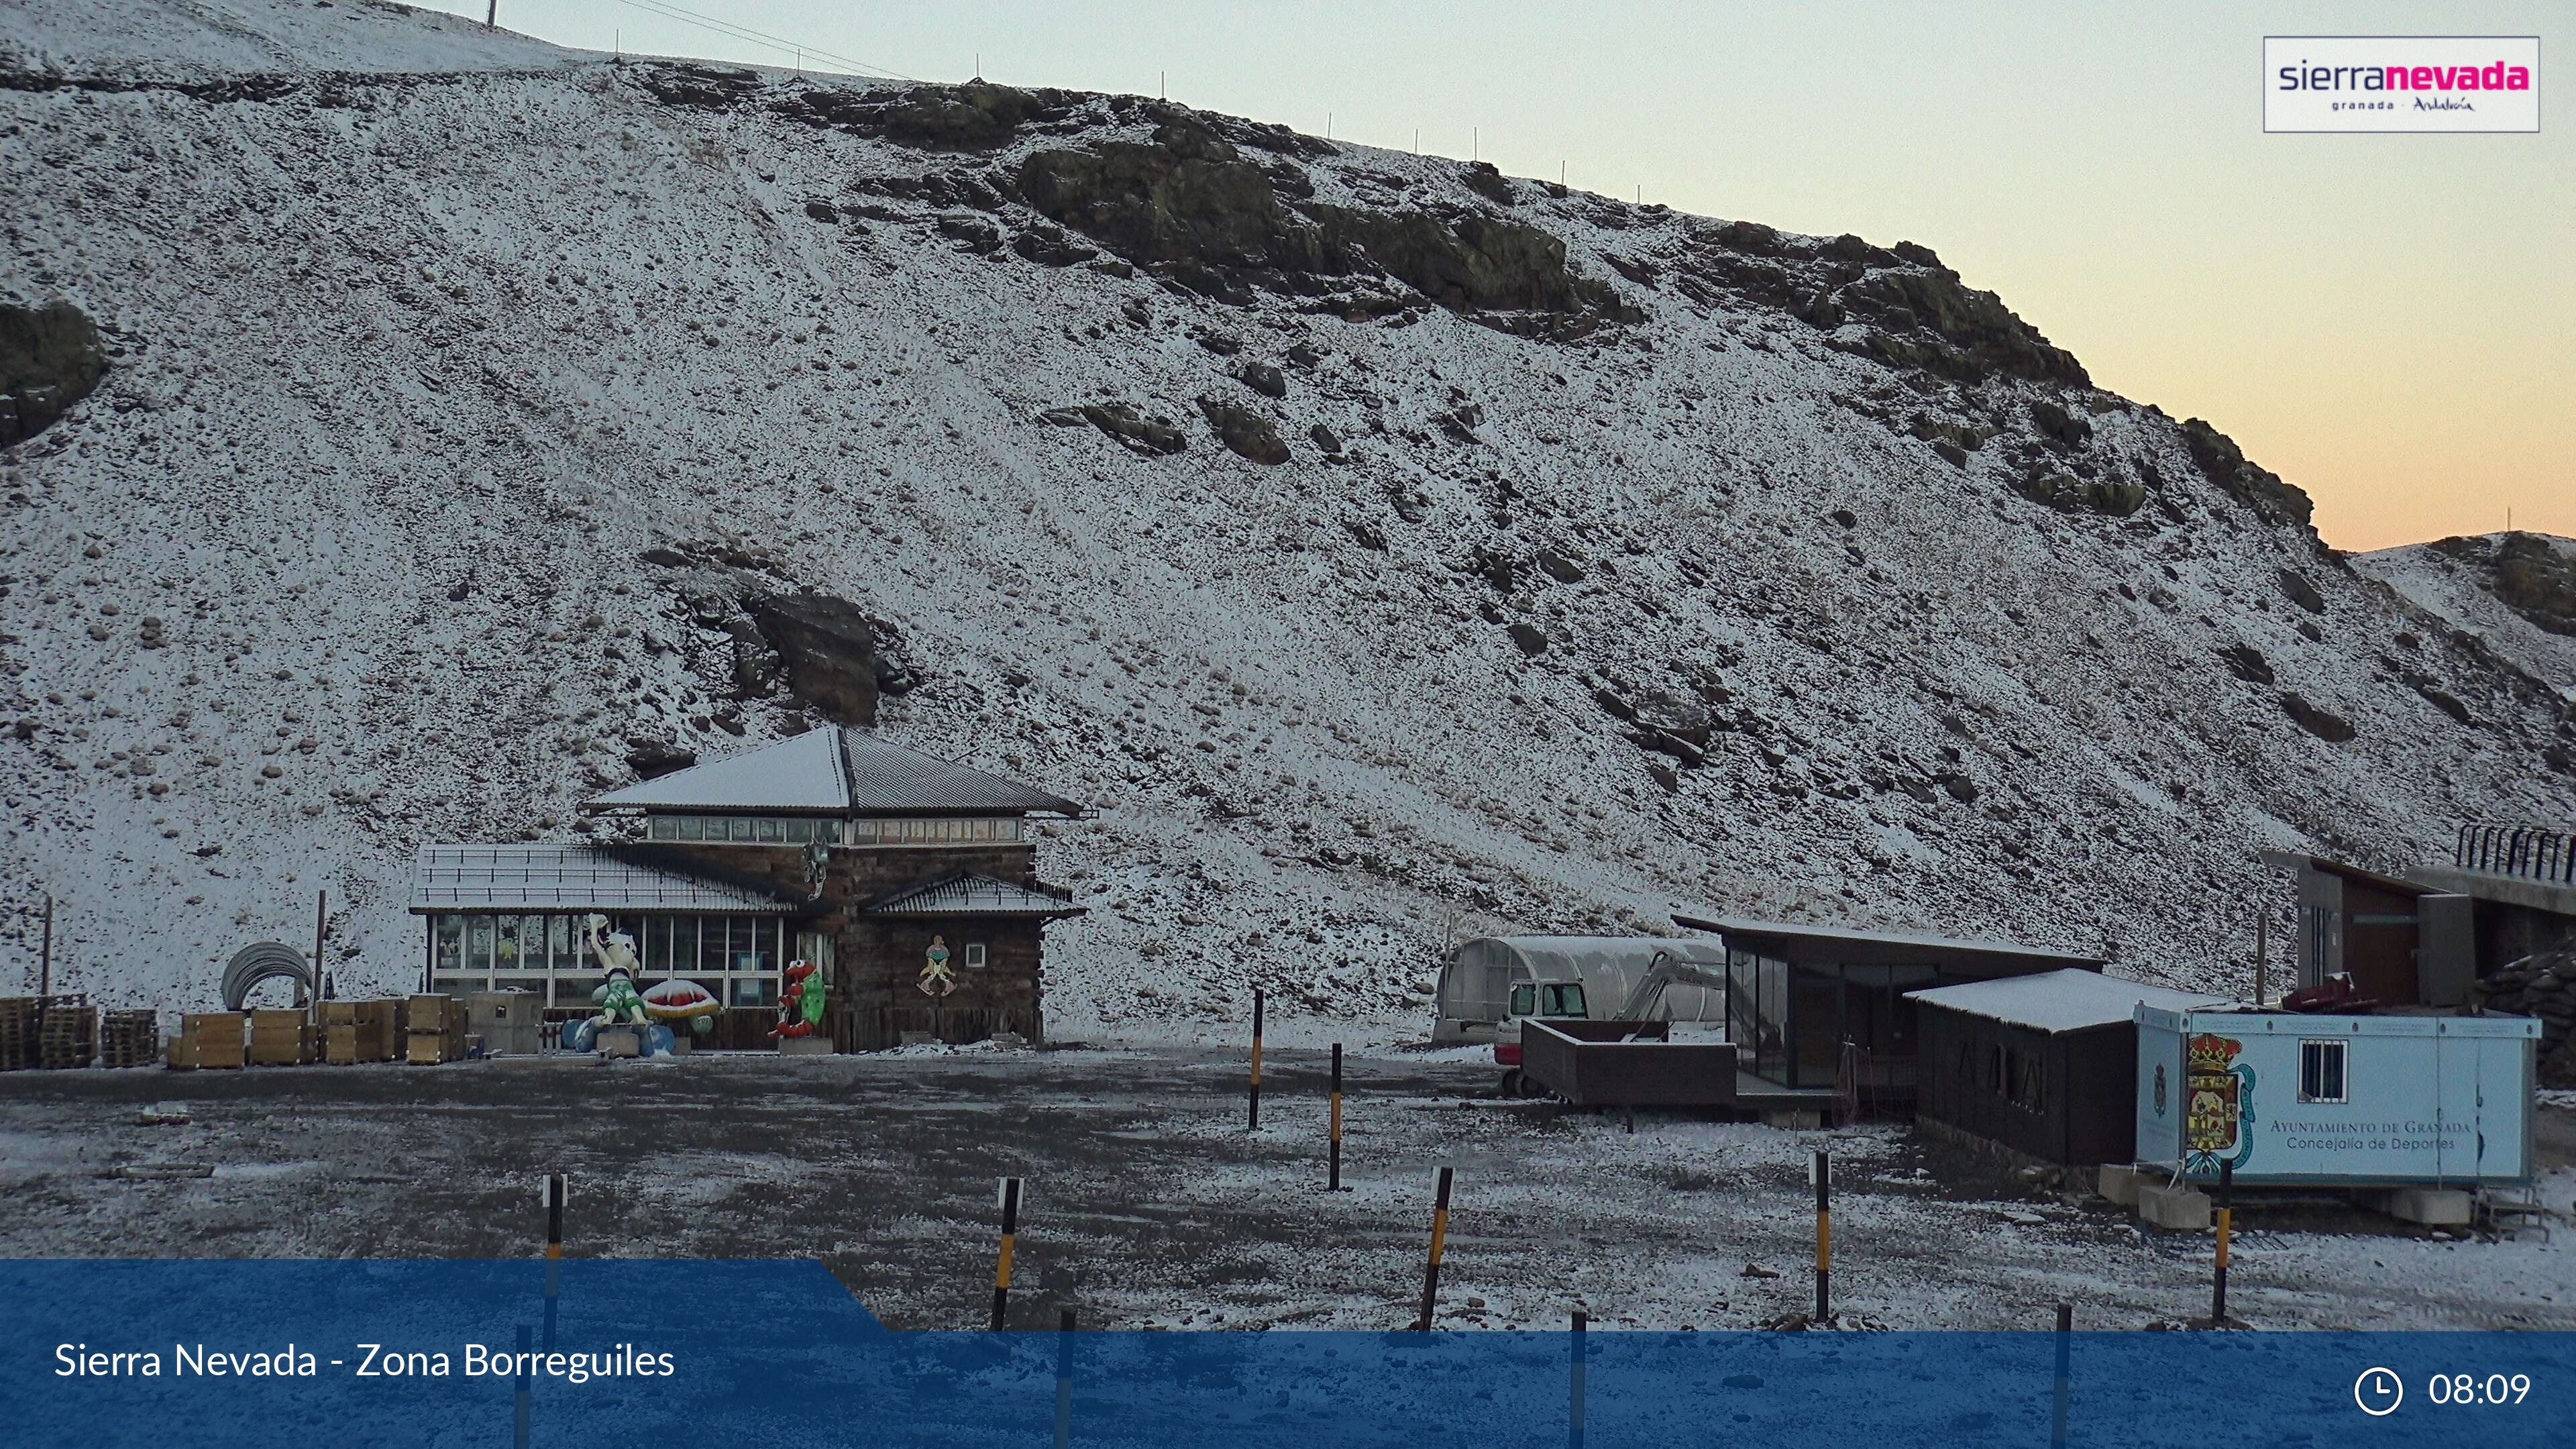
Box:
xmin=2137 ymin=1183 xmax=2211 ymax=1232
xmin=2097 ymin=1164 xmax=2144 ymax=1208
xmin=596 ymin=1028 xmax=640 ymax=1059
xmin=777 ymin=1036 xmax=835 ymax=1056
xmin=2386 ymin=1187 xmax=2473 ymax=1226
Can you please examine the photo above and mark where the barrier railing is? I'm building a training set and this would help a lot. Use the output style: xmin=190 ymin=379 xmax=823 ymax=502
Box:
xmin=2455 ymin=822 xmax=2576 ymax=886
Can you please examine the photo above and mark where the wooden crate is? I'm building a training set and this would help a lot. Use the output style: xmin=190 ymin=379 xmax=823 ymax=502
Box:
xmin=248 ymin=1008 xmax=314 ymax=1067
xmin=0 ymin=996 xmax=41 ymax=1071
xmin=99 ymin=1010 xmax=158 ymax=1069
xmin=182 ymin=1012 xmax=246 ymax=1070
xmin=405 ymin=1032 xmax=462 ymax=1066
xmin=407 ymin=994 xmax=463 ymax=1036
xmin=40 ymin=1003 xmax=97 ymax=1069
xmin=166 ymin=1034 xmax=200 ymax=1071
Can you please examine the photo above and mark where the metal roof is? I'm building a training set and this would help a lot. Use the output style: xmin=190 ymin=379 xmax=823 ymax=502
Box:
xmin=410 ymin=845 xmax=795 ymax=914
xmin=1669 ymin=912 xmax=2104 ymax=974
xmin=1907 ymin=969 xmax=2231 ymax=1033
xmin=863 ymin=872 xmax=1086 ymax=918
xmin=584 ymin=727 xmax=1081 ymax=816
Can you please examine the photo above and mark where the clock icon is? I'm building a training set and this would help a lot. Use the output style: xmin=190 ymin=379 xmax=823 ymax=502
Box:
xmin=2354 ymin=1366 xmax=2404 ymax=1417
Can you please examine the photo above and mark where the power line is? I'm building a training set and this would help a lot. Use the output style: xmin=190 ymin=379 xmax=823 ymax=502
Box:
xmin=607 ymin=0 xmax=914 ymax=80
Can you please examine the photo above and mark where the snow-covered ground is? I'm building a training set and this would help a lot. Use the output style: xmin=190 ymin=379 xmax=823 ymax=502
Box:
xmin=2358 ymin=533 xmax=2576 ymax=704
xmin=1 ymin=1049 xmax=2568 ymax=1330
xmin=4 ymin=0 xmax=2573 ymax=1042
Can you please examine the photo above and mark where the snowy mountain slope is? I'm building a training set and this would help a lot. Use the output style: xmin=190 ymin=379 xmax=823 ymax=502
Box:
xmin=5 ymin=0 xmax=2573 ymax=1040
xmin=2357 ymin=533 xmax=2576 ymax=705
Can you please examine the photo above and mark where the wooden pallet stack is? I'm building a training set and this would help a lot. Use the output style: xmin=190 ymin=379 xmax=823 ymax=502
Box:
xmin=405 ymin=994 xmax=464 ymax=1065
xmin=321 ymin=1000 xmax=400 ymax=1064
xmin=0 ymin=998 xmax=37 ymax=1071
xmin=39 ymin=997 xmax=97 ymax=1069
xmin=169 ymin=1012 xmax=246 ymax=1071
xmin=98 ymin=1010 xmax=158 ymax=1069
xmin=248 ymin=1008 xmax=317 ymax=1066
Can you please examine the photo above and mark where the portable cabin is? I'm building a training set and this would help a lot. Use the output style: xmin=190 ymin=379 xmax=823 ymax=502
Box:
xmin=1908 ymin=970 xmax=2231 ymax=1167
xmin=1669 ymin=914 xmax=2106 ymax=1104
xmin=1431 ymin=936 xmax=1725 ymax=1044
xmin=2134 ymin=1007 xmax=2540 ymax=1187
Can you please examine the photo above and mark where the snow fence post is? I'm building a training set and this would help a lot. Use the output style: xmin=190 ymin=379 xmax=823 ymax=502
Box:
xmin=542 ymin=1173 xmax=566 ymax=1349
xmin=1413 ymin=1165 xmax=1455 ymax=1329
xmin=1811 ymin=1149 xmax=1830 ymax=1324
xmin=1247 ymin=987 xmax=1265 ymax=1130
xmin=1568 ymin=1309 xmax=1587 ymax=1449
xmin=2049 ymin=1302 xmax=2072 ymax=1448
xmin=1328 ymin=1042 xmax=1344 ymax=1190
xmin=992 ymin=1176 xmax=1024 ymax=1330
xmin=1053 ymin=1306 xmax=1075 ymax=1449
xmin=511 ymin=1323 xmax=531 ymax=1449
xmin=2212 ymin=1162 xmax=2233 ymax=1326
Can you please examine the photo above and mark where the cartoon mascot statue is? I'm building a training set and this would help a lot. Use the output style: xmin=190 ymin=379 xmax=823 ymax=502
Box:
xmin=772 ymin=959 xmax=827 ymax=1041
xmin=562 ymin=914 xmax=696 ymax=1057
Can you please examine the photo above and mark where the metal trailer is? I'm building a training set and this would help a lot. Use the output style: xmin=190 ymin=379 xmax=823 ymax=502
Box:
xmin=1432 ymin=936 xmax=1725 ymax=1044
xmin=1519 ymin=1018 xmax=1739 ymax=1108
xmin=2135 ymin=1006 xmax=2539 ymax=1186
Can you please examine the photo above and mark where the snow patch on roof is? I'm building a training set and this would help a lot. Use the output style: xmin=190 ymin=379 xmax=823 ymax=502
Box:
xmin=1907 ymin=968 xmax=2231 ymax=1032
xmin=410 ymin=845 xmax=793 ymax=914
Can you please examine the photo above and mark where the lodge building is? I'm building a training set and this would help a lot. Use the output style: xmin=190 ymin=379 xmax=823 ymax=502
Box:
xmin=409 ymin=727 xmax=1086 ymax=1049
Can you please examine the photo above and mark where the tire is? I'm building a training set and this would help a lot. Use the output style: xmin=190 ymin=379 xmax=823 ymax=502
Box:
xmin=1498 ymin=1069 xmax=1522 ymax=1097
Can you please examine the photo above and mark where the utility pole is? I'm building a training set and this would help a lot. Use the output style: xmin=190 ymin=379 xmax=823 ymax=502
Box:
xmin=484 ymin=1 xmax=495 ymax=30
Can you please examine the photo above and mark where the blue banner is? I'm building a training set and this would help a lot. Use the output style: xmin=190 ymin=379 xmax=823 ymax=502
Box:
xmin=3 ymin=1260 xmax=2565 ymax=1447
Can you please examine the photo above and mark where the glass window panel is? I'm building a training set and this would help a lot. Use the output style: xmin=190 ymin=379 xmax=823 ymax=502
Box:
xmin=676 ymin=816 xmax=702 ymax=842
xmin=758 ymin=818 xmax=782 ymax=843
xmin=555 ymin=975 xmax=601 ymax=1011
xmin=964 ymin=942 xmax=987 ymax=969
xmin=730 ymin=976 xmax=777 ymax=1007
xmin=433 ymin=975 xmax=477 ymax=996
xmin=698 ymin=916 xmax=727 ymax=975
xmin=648 ymin=816 xmax=676 ymax=841
xmin=549 ymin=916 xmax=572 ymax=972
xmin=786 ymin=818 xmax=813 ymax=844
xmin=728 ymin=817 xmax=754 ymax=842
xmin=845 ymin=820 xmax=871 ymax=844
xmin=434 ymin=916 xmax=465 ymax=971
xmin=642 ymin=916 xmax=669 ymax=973
xmin=469 ymin=916 xmax=496 ymax=975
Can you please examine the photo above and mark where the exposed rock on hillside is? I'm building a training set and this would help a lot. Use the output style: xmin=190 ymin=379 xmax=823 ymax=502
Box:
xmin=0 ymin=300 xmax=106 ymax=447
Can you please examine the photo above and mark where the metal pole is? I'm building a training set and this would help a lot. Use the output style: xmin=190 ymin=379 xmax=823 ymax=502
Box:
xmin=2049 ymin=1303 xmax=2071 ymax=1448
xmin=1414 ymin=1165 xmax=1454 ymax=1329
xmin=1328 ymin=1042 xmax=1343 ymax=1190
xmin=1053 ymin=1307 xmax=1075 ymax=1449
xmin=38 ymin=894 xmax=52 ymax=998
xmin=308 ymin=889 xmax=325 ymax=1013
xmin=1813 ymin=1149 xmax=1831 ymax=1323
xmin=512 ymin=1324 xmax=531 ymax=1449
xmin=2254 ymin=912 xmax=2266 ymax=1007
xmin=543 ymin=1174 xmax=565 ymax=1349
xmin=992 ymin=1177 xmax=1022 ymax=1330
xmin=1568 ymin=1309 xmax=1587 ymax=1449
xmin=2212 ymin=1163 xmax=2233 ymax=1325
xmin=1247 ymin=987 xmax=1264 ymax=1130
xmin=484 ymin=1 xmax=495 ymax=31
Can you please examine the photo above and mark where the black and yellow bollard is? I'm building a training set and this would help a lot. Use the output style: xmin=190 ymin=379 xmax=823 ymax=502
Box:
xmin=992 ymin=1176 xmax=1024 ymax=1331
xmin=1413 ymin=1165 xmax=1456 ymax=1330
xmin=1328 ymin=1042 xmax=1344 ymax=1191
xmin=1248 ymin=987 xmax=1265 ymax=1130
xmin=2212 ymin=1162 xmax=2233 ymax=1326
xmin=1811 ymin=1149 xmax=1831 ymax=1324
xmin=542 ymin=1174 xmax=566 ymax=1350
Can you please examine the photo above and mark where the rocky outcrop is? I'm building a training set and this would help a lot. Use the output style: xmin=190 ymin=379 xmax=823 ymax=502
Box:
xmin=2280 ymin=692 xmax=2355 ymax=743
xmin=745 ymin=592 xmax=912 ymax=725
xmin=1040 ymin=401 xmax=1187 ymax=456
xmin=1 ymin=301 xmax=108 ymax=447
xmin=1197 ymin=396 xmax=1289 ymax=464
xmin=2473 ymin=941 xmax=2576 ymax=1086
xmin=1014 ymin=117 xmax=1634 ymax=333
xmin=2427 ymin=533 xmax=2576 ymax=637
xmin=771 ymin=80 xmax=1083 ymax=151
xmin=2181 ymin=419 xmax=2313 ymax=528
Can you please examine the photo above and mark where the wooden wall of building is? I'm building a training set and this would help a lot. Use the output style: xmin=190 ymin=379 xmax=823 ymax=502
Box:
xmin=1917 ymin=1007 xmax=2140 ymax=1166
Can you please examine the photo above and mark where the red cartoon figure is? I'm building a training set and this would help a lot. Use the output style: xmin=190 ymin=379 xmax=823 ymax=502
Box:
xmin=772 ymin=959 xmax=826 ymax=1039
